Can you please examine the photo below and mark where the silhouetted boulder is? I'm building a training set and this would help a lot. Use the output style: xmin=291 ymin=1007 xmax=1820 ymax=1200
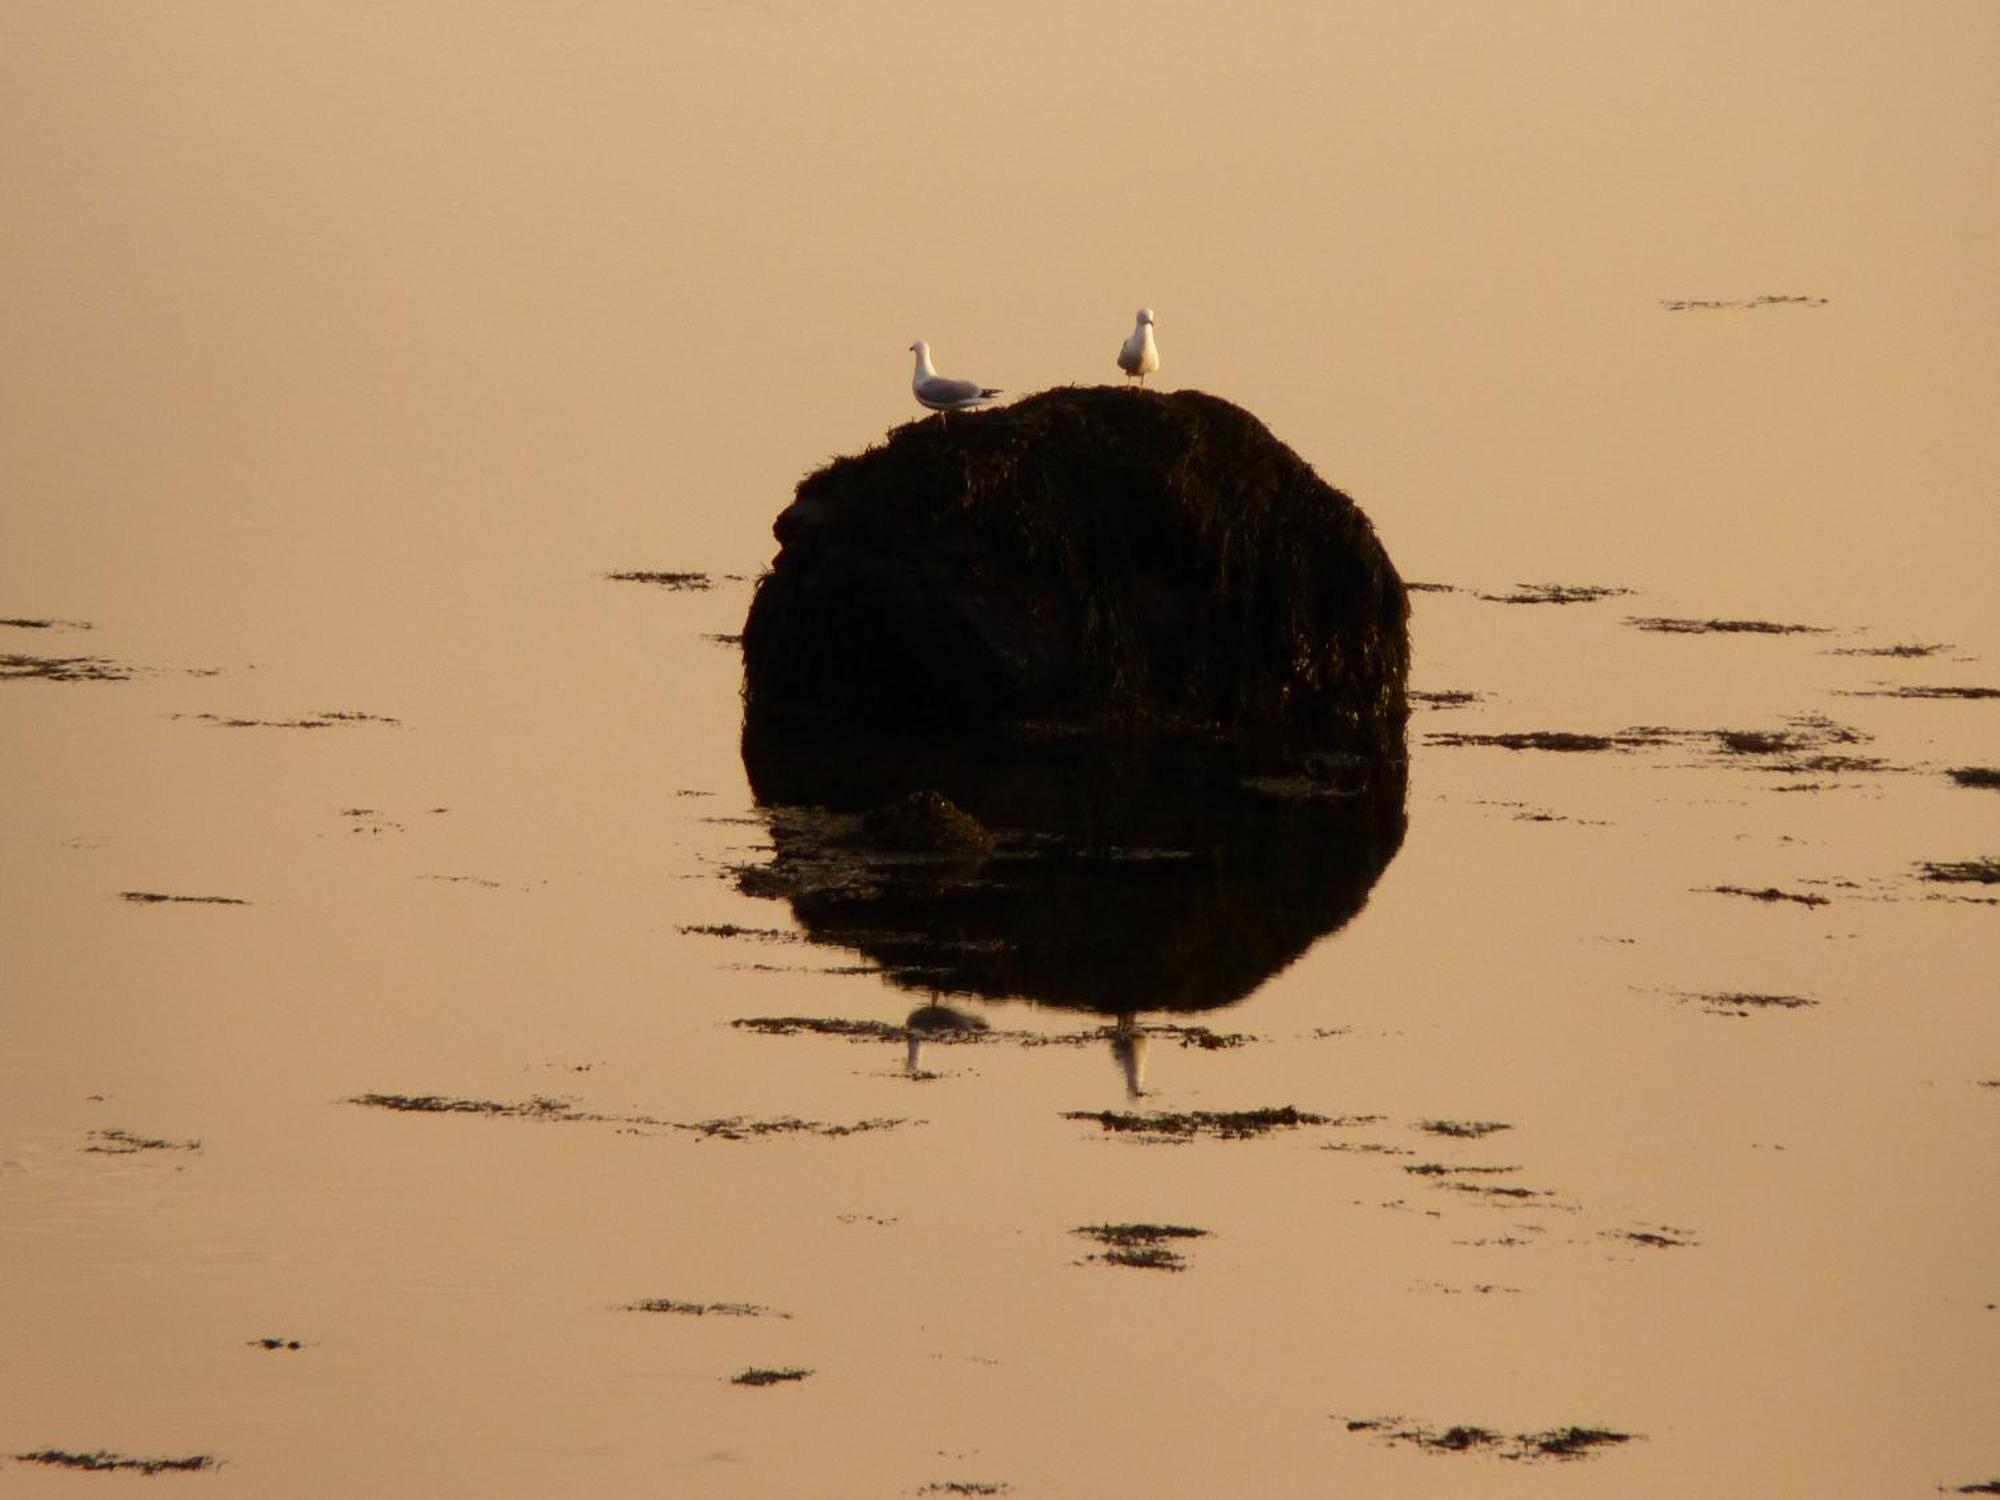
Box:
xmin=742 ymin=387 xmax=1408 ymax=755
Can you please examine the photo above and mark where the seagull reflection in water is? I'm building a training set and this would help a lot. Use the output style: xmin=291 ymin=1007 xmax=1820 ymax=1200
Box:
xmin=903 ymin=999 xmax=989 ymax=1078
xmin=900 ymin=1000 xmax=1152 ymax=1098
xmin=1110 ymin=1014 xmax=1150 ymax=1099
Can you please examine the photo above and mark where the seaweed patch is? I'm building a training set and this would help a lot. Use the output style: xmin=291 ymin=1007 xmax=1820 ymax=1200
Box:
xmin=1659 ymin=293 xmax=1826 ymax=310
xmin=681 ymin=923 xmax=803 ymax=943
xmin=1063 ymin=1106 xmax=1335 ymax=1141
xmin=1416 ymin=1120 xmax=1511 ymax=1139
xmin=606 ymin=570 xmax=714 ymax=590
xmin=120 ymin=890 xmax=248 ymax=906
xmin=623 ymin=1299 xmax=788 ymax=1318
xmin=1073 ymin=1222 xmax=1209 ymax=1271
xmin=173 ymin=710 xmax=400 ymax=728
xmin=730 ymin=1366 xmax=811 ymax=1386
xmin=1474 ymin=583 xmax=1631 ymax=606
xmin=345 ymin=1092 xmax=912 ymax=1140
xmin=1824 ymin=641 xmax=1950 ymax=658
xmin=1426 ymin=729 xmax=1667 ymax=753
xmin=1948 ymin=768 xmax=2000 ymax=790
xmin=2 ymin=652 xmax=131 ymax=682
xmin=84 ymin=1129 xmax=201 ymax=1154
xmin=1626 ymin=616 xmax=1827 ymax=636
xmin=15 ymin=1450 xmax=219 ymax=1475
xmin=1702 ymin=884 xmax=1830 ymax=908
xmin=1403 ymin=1163 xmax=1520 ymax=1177
xmin=1340 ymin=1417 xmax=1634 ymax=1461
xmin=1918 ymin=858 xmax=2000 ymax=885
xmin=1674 ymin=990 xmax=1817 ymax=1017
xmin=1839 ymin=684 xmax=2000 ymax=700
xmin=1608 ymin=1225 xmax=1700 ymax=1249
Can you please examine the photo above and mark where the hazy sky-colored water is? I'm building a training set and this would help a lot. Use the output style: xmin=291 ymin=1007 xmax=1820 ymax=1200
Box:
xmin=5 ymin=1 xmax=1997 ymax=640
xmin=2 ymin=3 xmax=1996 ymax=1496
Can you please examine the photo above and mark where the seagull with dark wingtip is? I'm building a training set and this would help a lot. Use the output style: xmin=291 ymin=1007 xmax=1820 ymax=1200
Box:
xmin=909 ymin=341 xmax=1002 ymax=420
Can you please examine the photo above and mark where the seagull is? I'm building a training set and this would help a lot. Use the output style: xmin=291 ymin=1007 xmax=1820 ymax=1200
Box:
xmin=910 ymin=341 xmax=1002 ymax=420
xmin=1117 ymin=308 xmax=1159 ymax=386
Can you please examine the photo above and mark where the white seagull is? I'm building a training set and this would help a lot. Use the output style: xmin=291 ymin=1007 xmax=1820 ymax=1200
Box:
xmin=1117 ymin=308 xmax=1159 ymax=386
xmin=909 ymin=341 xmax=1002 ymax=418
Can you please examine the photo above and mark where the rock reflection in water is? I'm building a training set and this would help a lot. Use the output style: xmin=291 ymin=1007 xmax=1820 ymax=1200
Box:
xmin=738 ymin=725 xmax=1406 ymax=1086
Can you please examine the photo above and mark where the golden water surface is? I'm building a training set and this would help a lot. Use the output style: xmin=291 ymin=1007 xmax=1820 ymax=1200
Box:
xmin=3 ymin=3 xmax=1996 ymax=1495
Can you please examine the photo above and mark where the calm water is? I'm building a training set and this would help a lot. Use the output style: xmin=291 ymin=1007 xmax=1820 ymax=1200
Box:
xmin=3 ymin=3 xmax=1996 ymax=1495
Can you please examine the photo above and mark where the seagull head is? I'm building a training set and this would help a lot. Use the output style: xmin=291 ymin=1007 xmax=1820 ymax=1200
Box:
xmin=909 ymin=340 xmax=928 ymax=355
xmin=1136 ymin=308 xmax=1154 ymax=326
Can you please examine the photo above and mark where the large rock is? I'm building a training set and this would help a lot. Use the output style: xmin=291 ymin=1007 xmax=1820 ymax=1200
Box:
xmin=741 ymin=387 xmax=1408 ymax=756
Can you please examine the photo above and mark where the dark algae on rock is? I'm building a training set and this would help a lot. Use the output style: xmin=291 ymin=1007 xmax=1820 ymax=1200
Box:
xmin=742 ymin=386 xmax=1408 ymax=754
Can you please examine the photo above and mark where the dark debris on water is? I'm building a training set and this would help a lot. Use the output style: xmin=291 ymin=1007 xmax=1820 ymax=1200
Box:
xmin=1625 ymin=616 xmax=1827 ymax=635
xmin=15 ymin=1450 xmax=219 ymax=1475
xmin=2 ymin=652 xmax=131 ymax=681
xmin=605 ymin=570 xmax=714 ymax=590
xmin=173 ymin=709 xmax=400 ymax=729
xmin=1610 ymin=1225 xmax=1700 ymax=1249
xmin=1918 ymin=858 xmax=2000 ymax=885
xmin=1062 ymin=1106 xmax=1335 ymax=1141
xmin=730 ymin=1366 xmax=811 ymax=1387
xmin=1839 ymin=684 xmax=2000 ymax=700
xmin=1659 ymin=293 xmax=1827 ymax=310
xmin=1702 ymin=884 xmax=1830 ymax=908
xmin=1410 ymin=689 xmax=1481 ymax=710
xmin=1416 ymin=1119 xmax=1512 ymax=1139
xmin=346 ymin=1092 xmax=912 ymax=1140
xmin=1948 ymin=767 xmax=2000 ymax=790
xmin=1676 ymin=989 xmax=1818 ymax=1017
xmin=1341 ymin=1417 xmax=1635 ymax=1461
xmin=1074 ymin=1223 xmax=1210 ymax=1271
xmin=84 ymin=1129 xmax=201 ymax=1154
xmin=120 ymin=890 xmax=248 ymax=906
xmin=1474 ymin=583 xmax=1632 ymax=606
xmin=733 ymin=1015 xmax=1256 ymax=1051
xmin=1426 ymin=728 xmax=1668 ymax=753
xmin=1824 ymin=641 xmax=1951 ymax=658
xmin=624 ymin=1299 xmax=787 ymax=1318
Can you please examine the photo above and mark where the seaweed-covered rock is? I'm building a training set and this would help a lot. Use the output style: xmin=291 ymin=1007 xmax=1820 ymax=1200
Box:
xmin=860 ymin=790 xmax=995 ymax=855
xmin=742 ymin=387 xmax=1407 ymax=754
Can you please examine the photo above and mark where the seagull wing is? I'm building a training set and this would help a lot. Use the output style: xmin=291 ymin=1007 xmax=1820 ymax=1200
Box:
xmin=915 ymin=374 xmax=1001 ymax=409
